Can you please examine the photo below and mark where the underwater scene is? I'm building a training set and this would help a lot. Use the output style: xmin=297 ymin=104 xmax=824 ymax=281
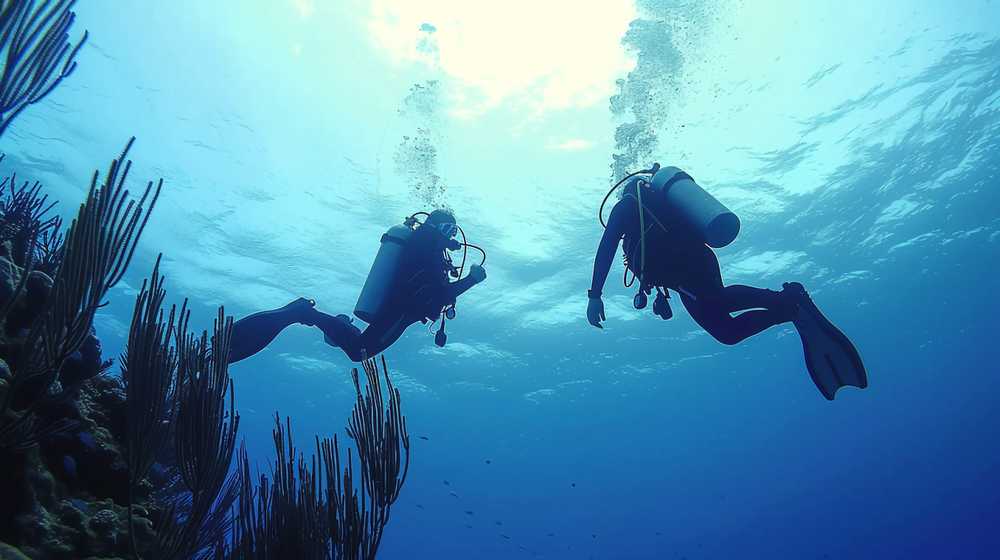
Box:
xmin=0 ymin=0 xmax=998 ymax=558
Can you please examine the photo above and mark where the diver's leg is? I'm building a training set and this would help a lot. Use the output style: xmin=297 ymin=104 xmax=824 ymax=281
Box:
xmin=677 ymin=247 xmax=797 ymax=345
xmin=681 ymin=282 xmax=799 ymax=345
xmin=357 ymin=314 xmax=415 ymax=359
xmin=312 ymin=311 xmax=412 ymax=362
xmin=229 ymin=298 xmax=317 ymax=364
xmin=679 ymin=292 xmax=772 ymax=345
xmin=311 ymin=311 xmax=366 ymax=362
xmin=714 ymin=284 xmax=792 ymax=314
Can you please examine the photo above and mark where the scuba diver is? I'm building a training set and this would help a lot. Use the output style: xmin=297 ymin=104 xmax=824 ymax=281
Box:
xmin=228 ymin=209 xmax=487 ymax=363
xmin=587 ymin=164 xmax=867 ymax=400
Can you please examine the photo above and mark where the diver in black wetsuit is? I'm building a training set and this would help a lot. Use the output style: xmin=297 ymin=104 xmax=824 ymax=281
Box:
xmin=587 ymin=175 xmax=798 ymax=344
xmin=228 ymin=209 xmax=486 ymax=364
xmin=587 ymin=166 xmax=867 ymax=400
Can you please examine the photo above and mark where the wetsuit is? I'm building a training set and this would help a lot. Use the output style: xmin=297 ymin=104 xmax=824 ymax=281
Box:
xmin=591 ymin=193 xmax=795 ymax=345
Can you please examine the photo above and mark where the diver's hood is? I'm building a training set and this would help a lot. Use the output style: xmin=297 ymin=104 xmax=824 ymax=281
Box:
xmin=425 ymin=209 xmax=456 ymax=227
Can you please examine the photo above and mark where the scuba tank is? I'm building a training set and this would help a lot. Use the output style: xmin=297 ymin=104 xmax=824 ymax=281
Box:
xmin=354 ymin=218 xmax=417 ymax=323
xmin=649 ymin=166 xmax=740 ymax=249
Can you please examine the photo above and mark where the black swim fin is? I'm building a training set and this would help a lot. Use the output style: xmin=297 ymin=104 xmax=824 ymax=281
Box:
xmin=785 ymin=283 xmax=868 ymax=400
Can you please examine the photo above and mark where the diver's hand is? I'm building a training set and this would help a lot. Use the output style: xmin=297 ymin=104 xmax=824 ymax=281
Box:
xmin=587 ymin=297 xmax=606 ymax=329
xmin=469 ymin=264 xmax=487 ymax=284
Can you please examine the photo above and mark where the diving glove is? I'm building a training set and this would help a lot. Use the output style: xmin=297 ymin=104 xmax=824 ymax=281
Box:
xmin=587 ymin=295 xmax=606 ymax=329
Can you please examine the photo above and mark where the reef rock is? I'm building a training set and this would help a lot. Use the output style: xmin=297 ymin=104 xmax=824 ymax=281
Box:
xmin=0 ymin=256 xmax=22 ymax=308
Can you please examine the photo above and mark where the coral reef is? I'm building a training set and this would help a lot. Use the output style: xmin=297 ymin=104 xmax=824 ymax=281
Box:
xmin=0 ymin=374 xmax=161 ymax=559
xmin=117 ymin=262 xmax=410 ymax=560
xmin=120 ymin=257 xmax=240 ymax=560
xmin=0 ymin=137 xmax=160 ymax=450
xmin=1 ymin=134 xmax=409 ymax=560
xmin=0 ymin=145 xmax=163 ymax=559
xmin=218 ymin=357 xmax=410 ymax=560
xmin=0 ymin=4 xmax=412 ymax=557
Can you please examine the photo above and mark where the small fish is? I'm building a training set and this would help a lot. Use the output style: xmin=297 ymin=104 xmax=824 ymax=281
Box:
xmin=449 ymin=491 xmax=458 ymax=498
xmin=547 ymin=533 xmax=555 ymax=537
xmin=485 ymin=459 xmax=491 ymax=464
xmin=465 ymin=524 xmax=473 ymax=529
xmin=655 ymin=531 xmax=662 ymax=536
xmin=418 ymin=436 xmax=429 ymax=440
xmin=443 ymin=480 xmax=450 ymax=486
xmin=500 ymin=534 xmax=511 ymax=540
xmin=416 ymin=504 xmax=424 ymax=510
xmin=464 ymin=510 xmax=474 ymax=516
xmin=592 ymin=534 xmax=597 ymax=539
xmin=519 ymin=546 xmax=528 ymax=551
xmin=495 ymin=521 xmax=503 ymax=526
xmin=571 ymin=483 xmax=576 ymax=488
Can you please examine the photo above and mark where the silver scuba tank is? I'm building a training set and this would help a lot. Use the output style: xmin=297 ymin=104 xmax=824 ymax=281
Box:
xmin=649 ymin=166 xmax=740 ymax=248
xmin=354 ymin=221 xmax=415 ymax=323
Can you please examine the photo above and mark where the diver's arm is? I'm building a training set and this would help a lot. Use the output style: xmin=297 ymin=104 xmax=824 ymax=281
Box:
xmin=447 ymin=276 xmax=478 ymax=300
xmin=588 ymin=200 xmax=629 ymax=328
xmin=590 ymin=200 xmax=628 ymax=297
xmin=445 ymin=264 xmax=486 ymax=301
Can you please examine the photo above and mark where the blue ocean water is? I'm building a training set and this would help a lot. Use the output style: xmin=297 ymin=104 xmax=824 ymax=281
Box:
xmin=2 ymin=1 xmax=999 ymax=558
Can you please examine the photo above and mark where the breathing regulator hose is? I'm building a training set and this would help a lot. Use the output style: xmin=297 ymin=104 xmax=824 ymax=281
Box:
xmin=407 ymin=211 xmax=430 ymax=226
xmin=598 ymin=163 xmax=661 ymax=229
xmin=458 ymin=224 xmax=486 ymax=267
xmin=453 ymin=225 xmax=487 ymax=279
xmin=463 ymin=241 xmax=487 ymax=266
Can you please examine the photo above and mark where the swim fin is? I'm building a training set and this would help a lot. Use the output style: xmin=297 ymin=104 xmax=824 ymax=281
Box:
xmin=784 ymin=282 xmax=868 ymax=400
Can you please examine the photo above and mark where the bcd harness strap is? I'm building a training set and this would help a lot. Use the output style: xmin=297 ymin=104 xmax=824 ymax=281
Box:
xmin=621 ymin=190 xmax=670 ymax=288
